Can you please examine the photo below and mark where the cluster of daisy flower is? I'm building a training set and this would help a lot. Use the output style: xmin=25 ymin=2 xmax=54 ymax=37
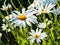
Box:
xmin=0 ymin=0 xmax=60 ymax=44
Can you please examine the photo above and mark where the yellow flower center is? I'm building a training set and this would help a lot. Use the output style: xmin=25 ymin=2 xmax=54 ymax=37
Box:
xmin=40 ymin=9 xmax=47 ymax=13
xmin=41 ymin=9 xmax=45 ymax=13
xmin=18 ymin=14 xmax=27 ymax=20
xmin=34 ymin=34 xmax=40 ymax=39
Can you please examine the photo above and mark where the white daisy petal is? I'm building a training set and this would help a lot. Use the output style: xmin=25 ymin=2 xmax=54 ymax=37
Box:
xmin=40 ymin=32 xmax=47 ymax=39
xmin=20 ymin=24 xmax=23 ymax=30
xmin=11 ymin=12 xmax=18 ymax=18
xmin=39 ymin=29 xmax=42 ymax=33
xmin=30 ymin=38 xmax=35 ymax=44
xmin=27 ymin=36 xmax=34 ymax=40
xmin=38 ymin=22 xmax=46 ymax=28
xmin=13 ymin=10 xmax=20 ymax=15
xmin=36 ymin=28 xmax=38 ymax=33
xmin=31 ymin=30 xmax=35 ymax=34
xmin=26 ymin=21 xmax=31 ymax=26
xmin=29 ymin=30 xmax=35 ymax=35
xmin=36 ymin=39 xmax=41 ymax=43
xmin=22 ymin=21 xmax=26 ymax=28
xmin=22 ymin=8 xmax=25 ymax=14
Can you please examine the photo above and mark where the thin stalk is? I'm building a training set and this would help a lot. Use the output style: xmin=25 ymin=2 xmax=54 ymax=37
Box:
xmin=48 ymin=13 xmax=53 ymax=20
xmin=17 ymin=0 xmax=24 ymax=8
xmin=30 ymin=24 xmax=33 ymax=30
xmin=5 ymin=10 xmax=9 ymax=15
xmin=11 ymin=30 xmax=19 ymax=44
xmin=43 ymin=14 xmax=46 ymax=23
xmin=10 ymin=0 xmax=19 ymax=11
xmin=42 ymin=40 xmax=46 ymax=45
xmin=10 ymin=8 xmax=12 ymax=12
xmin=50 ymin=30 xmax=55 ymax=41
xmin=27 ymin=0 xmax=31 ymax=4
xmin=38 ymin=15 xmax=42 ymax=22
xmin=0 ymin=40 xmax=4 ymax=45
xmin=56 ymin=0 xmax=60 ymax=7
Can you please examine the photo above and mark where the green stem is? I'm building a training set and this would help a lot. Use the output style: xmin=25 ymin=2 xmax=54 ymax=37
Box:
xmin=17 ymin=0 xmax=24 ymax=8
xmin=10 ymin=8 xmax=12 ymax=12
xmin=50 ymin=30 xmax=55 ymax=41
xmin=27 ymin=0 xmax=31 ymax=4
xmin=38 ymin=15 xmax=42 ymax=22
xmin=10 ymin=0 xmax=19 ymax=11
xmin=11 ymin=30 xmax=19 ymax=44
xmin=47 ymin=39 xmax=52 ymax=45
xmin=30 ymin=24 xmax=33 ymax=30
xmin=48 ymin=13 xmax=53 ymax=20
xmin=0 ymin=11 xmax=4 ymax=18
xmin=42 ymin=40 xmax=46 ymax=45
xmin=53 ymin=10 xmax=57 ymax=25
xmin=56 ymin=0 xmax=60 ymax=7
xmin=43 ymin=14 xmax=46 ymax=23
xmin=0 ymin=40 xmax=4 ymax=45
xmin=5 ymin=10 xmax=9 ymax=15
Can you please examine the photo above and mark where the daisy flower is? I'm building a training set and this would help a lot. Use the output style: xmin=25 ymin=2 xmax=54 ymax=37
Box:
xmin=10 ymin=8 xmax=38 ymax=30
xmin=28 ymin=0 xmax=45 ymax=9
xmin=1 ymin=24 xmax=11 ymax=32
xmin=38 ymin=22 xmax=46 ymax=28
xmin=2 ymin=24 xmax=8 ymax=30
xmin=0 ymin=3 xmax=8 ymax=10
xmin=52 ymin=7 xmax=60 ymax=15
xmin=32 ymin=3 xmax=56 ymax=15
xmin=27 ymin=28 xmax=47 ymax=43
xmin=0 ymin=0 xmax=12 ymax=11
xmin=2 ymin=15 xmax=11 ymax=22
xmin=5 ymin=16 xmax=10 ymax=20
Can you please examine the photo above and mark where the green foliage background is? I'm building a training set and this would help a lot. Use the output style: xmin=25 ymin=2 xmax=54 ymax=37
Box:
xmin=0 ymin=0 xmax=60 ymax=45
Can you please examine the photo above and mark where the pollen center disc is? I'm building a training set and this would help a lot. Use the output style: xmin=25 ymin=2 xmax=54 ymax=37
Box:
xmin=18 ymin=14 xmax=27 ymax=20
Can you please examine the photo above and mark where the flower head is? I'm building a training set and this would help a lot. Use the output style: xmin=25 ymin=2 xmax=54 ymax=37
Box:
xmin=5 ymin=16 xmax=10 ymax=20
xmin=2 ymin=24 xmax=8 ymax=30
xmin=28 ymin=0 xmax=45 ymax=9
xmin=0 ymin=0 xmax=12 ymax=11
xmin=27 ymin=28 xmax=47 ymax=43
xmin=10 ymin=8 xmax=38 ymax=30
xmin=2 ymin=15 xmax=11 ymax=22
xmin=0 ymin=4 xmax=8 ymax=11
xmin=52 ymin=7 xmax=60 ymax=15
xmin=1 ymin=24 xmax=11 ymax=32
xmin=30 ymin=2 xmax=56 ymax=15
